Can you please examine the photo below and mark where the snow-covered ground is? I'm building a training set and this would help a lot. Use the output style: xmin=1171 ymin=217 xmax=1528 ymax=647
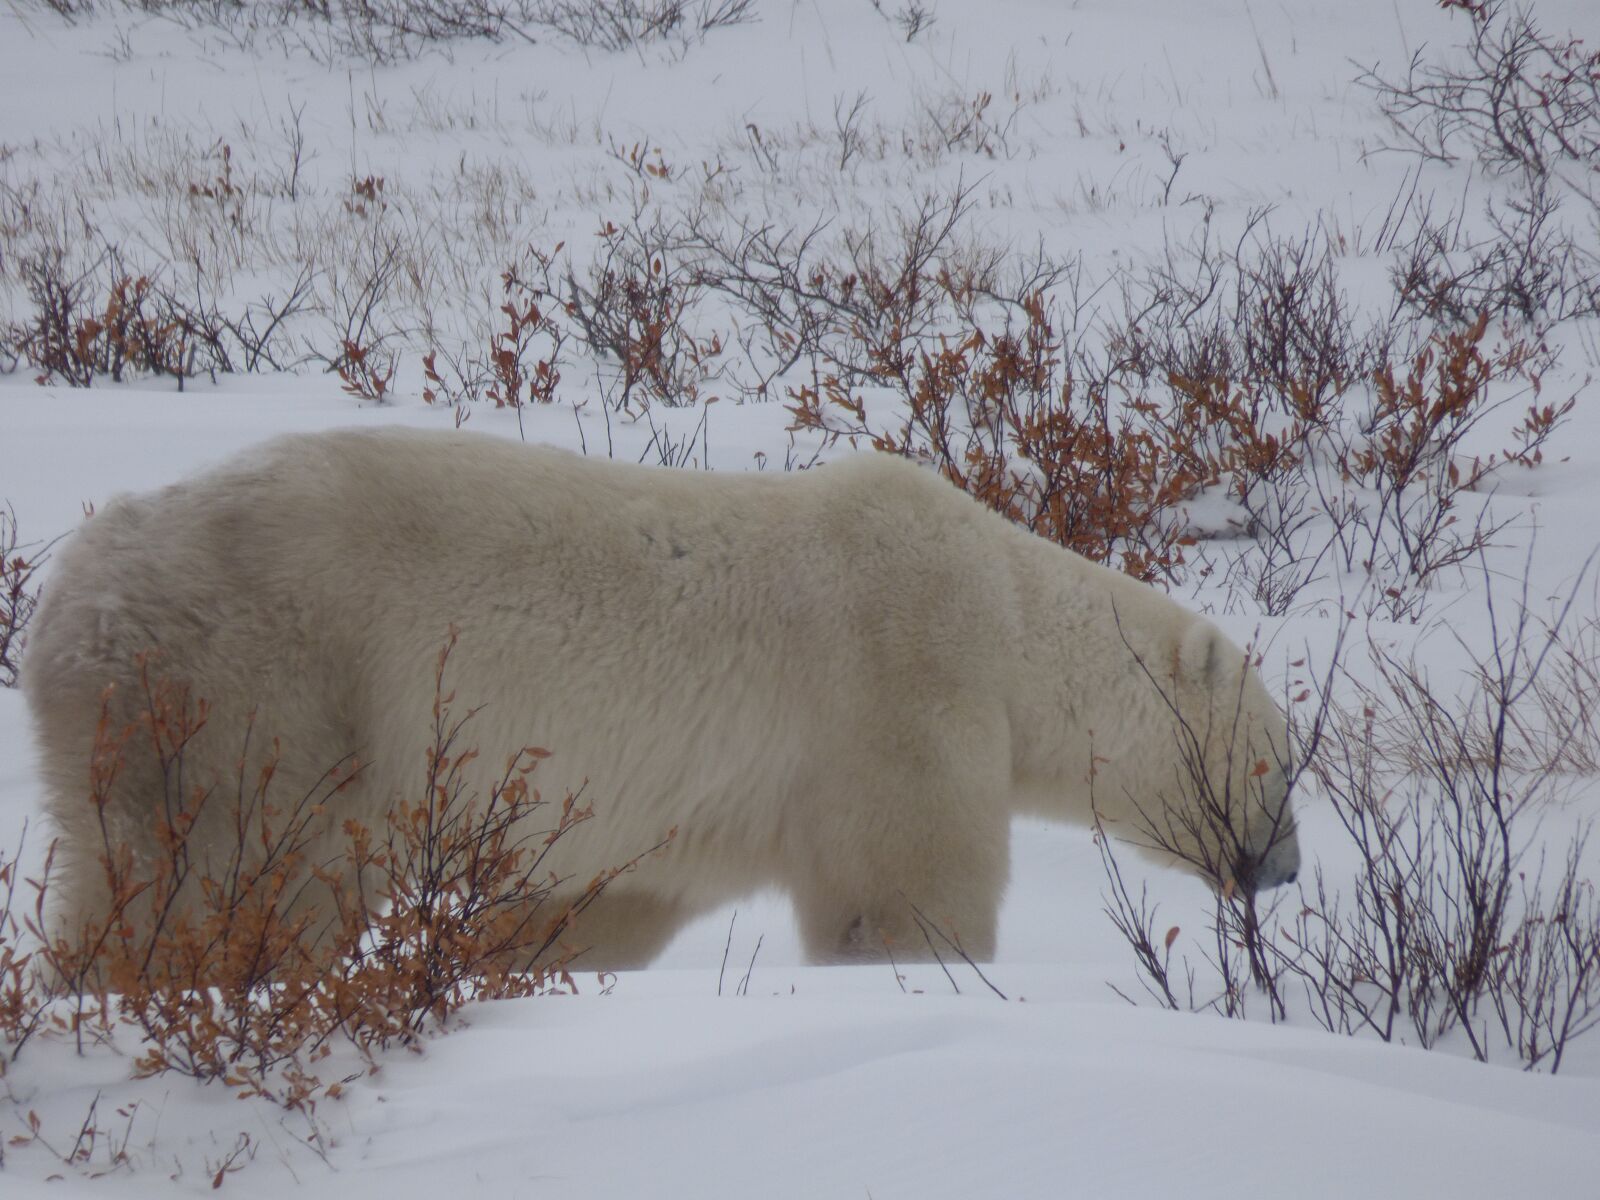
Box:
xmin=4 ymin=0 xmax=1600 ymax=1194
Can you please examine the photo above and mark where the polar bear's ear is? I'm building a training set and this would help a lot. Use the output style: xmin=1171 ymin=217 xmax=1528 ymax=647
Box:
xmin=1177 ymin=621 xmax=1227 ymax=687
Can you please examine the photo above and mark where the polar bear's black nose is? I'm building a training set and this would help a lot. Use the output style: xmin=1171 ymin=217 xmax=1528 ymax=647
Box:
xmin=1241 ymin=837 xmax=1301 ymax=893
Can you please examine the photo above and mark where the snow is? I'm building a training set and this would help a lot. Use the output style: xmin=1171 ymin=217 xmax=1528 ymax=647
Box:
xmin=264 ymin=990 xmax=1600 ymax=1199
xmin=7 ymin=957 xmax=1600 ymax=1196
xmin=4 ymin=0 xmax=1600 ymax=1194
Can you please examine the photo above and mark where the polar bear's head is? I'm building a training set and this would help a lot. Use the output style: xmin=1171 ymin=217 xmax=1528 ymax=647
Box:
xmin=1155 ymin=620 xmax=1299 ymax=897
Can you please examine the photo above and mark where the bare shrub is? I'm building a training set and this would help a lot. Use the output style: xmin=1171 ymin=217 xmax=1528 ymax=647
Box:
xmin=13 ymin=636 xmax=663 ymax=1108
xmin=115 ymin=257 xmax=312 ymax=382
xmin=423 ymin=246 xmax=570 ymax=427
xmin=529 ymin=0 xmax=757 ymax=51
xmin=1280 ymin=572 xmax=1600 ymax=1070
xmin=338 ymin=339 xmax=396 ymax=403
xmin=684 ymin=212 xmax=840 ymax=402
xmin=813 ymin=183 xmax=1004 ymax=380
xmin=1364 ymin=1 xmax=1600 ymax=323
xmin=489 ymin=247 xmax=569 ymax=412
xmin=1120 ymin=219 xmax=1396 ymax=416
xmin=1336 ymin=313 xmax=1550 ymax=603
xmin=315 ymin=231 xmax=406 ymax=384
xmin=1101 ymin=567 xmax=1600 ymax=1072
xmin=326 ymin=635 xmax=674 ymax=1050
xmin=565 ymin=214 xmax=724 ymax=408
xmin=1362 ymin=2 xmax=1599 ymax=183
xmin=1389 ymin=176 xmax=1600 ymax=323
xmin=20 ymin=0 xmax=758 ymax=62
xmin=0 ymin=1082 xmax=152 ymax=1177
xmin=9 ymin=256 xmax=196 ymax=388
xmin=331 ymin=0 xmax=533 ymax=54
xmin=1491 ymin=836 xmax=1600 ymax=1070
xmin=8 ymin=253 xmax=94 ymax=387
xmin=690 ymin=180 xmax=1066 ymax=401
xmin=1098 ymin=775 xmax=1290 ymax=1020
xmin=155 ymin=263 xmax=317 ymax=376
xmin=1188 ymin=309 xmax=1561 ymax=620
xmin=1507 ymin=611 xmax=1600 ymax=775
xmin=868 ymin=0 xmax=935 ymax=44
xmin=1094 ymin=809 xmax=1187 ymax=1011
xmin=0 ymin=505 xmax=50 ymax=690
xmin=788 ymin=302 xmax=1205 ymax=583
xmin=915 ymin=88 xmax=1021 ymax=160
xmin=773 ymin=195 xmax=1571 ymax=603
xmin=6 ymin=247 xmax=315 ymax=387
xmin=0 ymin=829 xmax=44 ymax=1067
xmin=32 ymin=660 xmax=365 ymax=1096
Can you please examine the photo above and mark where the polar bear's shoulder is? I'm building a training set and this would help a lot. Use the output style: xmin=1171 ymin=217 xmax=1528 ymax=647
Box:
xmin=810 ymin=451 xmax=991 ymax=516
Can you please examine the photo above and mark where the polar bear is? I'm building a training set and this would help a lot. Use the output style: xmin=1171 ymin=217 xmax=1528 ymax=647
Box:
xmin=25 ymin=427 xmax=1298 ymax=969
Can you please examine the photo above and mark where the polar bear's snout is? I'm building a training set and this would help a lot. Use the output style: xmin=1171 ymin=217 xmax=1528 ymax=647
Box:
xmin=1245 ymin=830 xmax=1300 ymax=892
xmin=1235 ymin=764 xmax=1301 ymax=894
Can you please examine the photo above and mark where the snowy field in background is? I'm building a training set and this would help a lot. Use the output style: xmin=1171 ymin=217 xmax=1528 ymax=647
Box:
xmin=4 ymin=0 xmax=1600 ymax=1194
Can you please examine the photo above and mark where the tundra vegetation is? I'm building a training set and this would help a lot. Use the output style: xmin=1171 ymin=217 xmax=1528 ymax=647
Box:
xmin=1 ymin=0 xmax=1599 ymax=1179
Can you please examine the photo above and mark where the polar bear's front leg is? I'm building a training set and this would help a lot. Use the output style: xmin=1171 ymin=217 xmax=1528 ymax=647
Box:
xmin=789 ymin=770 xmax=1011 ymax=966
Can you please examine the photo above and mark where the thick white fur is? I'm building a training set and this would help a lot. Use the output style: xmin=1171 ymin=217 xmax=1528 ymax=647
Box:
xmin=25 ymin=428 xmax=1296 ymax=968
